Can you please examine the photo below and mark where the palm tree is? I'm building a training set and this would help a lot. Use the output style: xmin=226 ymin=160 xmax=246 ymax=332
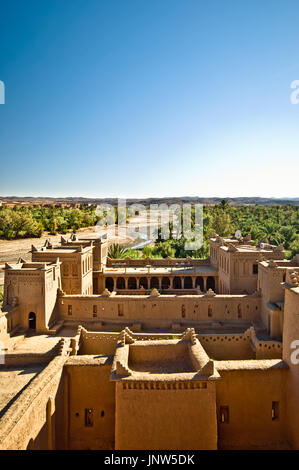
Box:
xmin=256 ymin=222 xmax=282 ymax=245
xmin=279 ymin=226 xmax=297 ymax=249
xmin=108 ymin=243 xmax=128 ymax=259
xmin=219 ymin=199 xmax=229 ymax=210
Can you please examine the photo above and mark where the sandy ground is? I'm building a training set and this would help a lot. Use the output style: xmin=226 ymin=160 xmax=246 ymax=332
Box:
xmin=0 ymin=225 xmax=131 ymax=264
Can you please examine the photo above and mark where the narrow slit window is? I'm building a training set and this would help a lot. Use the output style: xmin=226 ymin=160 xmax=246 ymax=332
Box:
xmin=219 ymin=406 xmax=229 ymax=424
xmin=85 ymin=408 xmax=94 ymax=427
xmin=237 ymin=305 xmax=242 ymax=318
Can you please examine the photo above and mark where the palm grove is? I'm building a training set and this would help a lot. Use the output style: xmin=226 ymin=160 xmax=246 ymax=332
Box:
xmin=0 ymin=203 xmax=298 ymax=260
xmin=111 ymin=203 xmax=299 ymax=260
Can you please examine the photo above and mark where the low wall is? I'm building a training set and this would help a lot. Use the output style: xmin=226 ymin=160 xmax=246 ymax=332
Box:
xmin=57 ymin=294 xmax=261 ymax=329
xmin=77 ymin=328 xmax=282 ymax=361
xmin=106 ymin=257 xmax=211 ymax=267
xmin=79 ymin=331 xmax=120 ymax=355
xmin=199 ymin=329 xmax=282 ymax=361
xmin=199 ymin=332 xmax=255 ymax=360
xmin=1 ymin=353 xmax=58 ymax=366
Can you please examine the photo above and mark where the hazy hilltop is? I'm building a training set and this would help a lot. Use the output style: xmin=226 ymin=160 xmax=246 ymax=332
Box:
xmin=0 ymin=196 xmax=299 ymax=206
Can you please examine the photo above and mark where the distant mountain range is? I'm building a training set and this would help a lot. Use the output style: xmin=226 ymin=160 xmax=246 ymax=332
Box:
xmin=0 ymin=196 xmax=299 ymax=206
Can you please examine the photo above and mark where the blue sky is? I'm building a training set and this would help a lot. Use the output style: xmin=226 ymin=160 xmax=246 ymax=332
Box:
xmin=0 ymin=0 xmax=299 ymax=198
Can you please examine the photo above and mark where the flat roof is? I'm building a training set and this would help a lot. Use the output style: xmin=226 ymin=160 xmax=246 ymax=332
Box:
xmin=220 ymin=245 xmax=280 ymax=253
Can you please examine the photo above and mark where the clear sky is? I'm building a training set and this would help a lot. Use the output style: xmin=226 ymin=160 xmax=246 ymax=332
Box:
xmin=0 ymin=0 xmax=299 ymax=199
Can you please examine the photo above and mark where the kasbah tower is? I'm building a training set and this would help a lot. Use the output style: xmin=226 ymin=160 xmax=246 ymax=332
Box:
xmin=0 ymin=231 xmax=299 ymax=450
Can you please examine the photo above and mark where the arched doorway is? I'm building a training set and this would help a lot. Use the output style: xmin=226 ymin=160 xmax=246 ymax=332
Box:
xmin=128 ymin=277 xmax=137 ymax=289
xmin=105 ymin=277 xmax=114 ymax=292
xmin=207 ymin=276 xmax=215 ymax=291
xmin=173 ymin=277 xmax=182 ymax=289
xmin=139 ymin=277 xmax=148 ymax=289
xmin=184 ymin=276 xmax=193 ymax=289
xmin=116 ymin=277 xmax=125 ymax=289
xmin=195 ymin=276 xmax=204 ymax=291
xmin=162 ymin=277 xmax=170 ymax=290
xmin=150 ymin=277 xmax=159 ymax=289
xmin=28 ymin=312 xmax=36 ymax=330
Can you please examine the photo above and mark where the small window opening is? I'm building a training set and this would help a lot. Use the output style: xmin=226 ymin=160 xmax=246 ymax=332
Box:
xmin=237 ymin=305 xmax=242 ymax=318
xmin=85 ymin=408 xmax=94 ymax=427
xmin=219 ymin=406 xmax=229 ymax=424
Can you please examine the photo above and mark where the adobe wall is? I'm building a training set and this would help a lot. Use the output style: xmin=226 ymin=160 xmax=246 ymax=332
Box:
xmin=199 ymin=332 xmax=255 ymax=360
xmin=0 ymin=356 xmax=66 ymax=450
xmin=199 ymin=332 xmax=282 ymax=361
xmin=57 ymin=294 xmax=261 ymax=329
xmin=259 ymin=264 xmax=286 ymax=331
xmin=76 ymin=328 xmax=282 ymax=361
xmin=4 ymin=269 xmax=46 ymax=331
xmin=282 ymin=287 xmax=299 ymax=448
xmin=3 ymin=267 xmax=59 ymax=332
xmin=64 ymin=356 xmax=115 ymax=450
xmin=220 ymin=253 xmax=259 ymax=295
xmin=79 ymin=331 xmax=120 ymax=355
xmin=44 ymin=266 xmax=61 ymax=329
xmin=0 ymin=311 xmax=8 ymax=341
xmin=106 ymin=257 xmax=211 ymax=268
xmin=128 ymin=340 xmax=189 ymax=364
xmin=32 ymin=250 xmax=93 ymax=295
xmin=0 ymin=306 xmax=19 ymax=341
xmin=115 ymin=380 xmax=218 ymax=450
xmin=215 ymin=362 xmax=288 ymax=449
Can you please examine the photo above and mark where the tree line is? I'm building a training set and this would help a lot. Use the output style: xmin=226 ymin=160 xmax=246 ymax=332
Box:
xmin=0 ymin=205 xmax=100 ymax=239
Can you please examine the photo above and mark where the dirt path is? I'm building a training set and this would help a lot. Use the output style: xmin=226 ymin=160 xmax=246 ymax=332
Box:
xmin=0 ymin=227 xmax=96 ymax=264
xmin=0 ymin=225 xmax=133 ymax=264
